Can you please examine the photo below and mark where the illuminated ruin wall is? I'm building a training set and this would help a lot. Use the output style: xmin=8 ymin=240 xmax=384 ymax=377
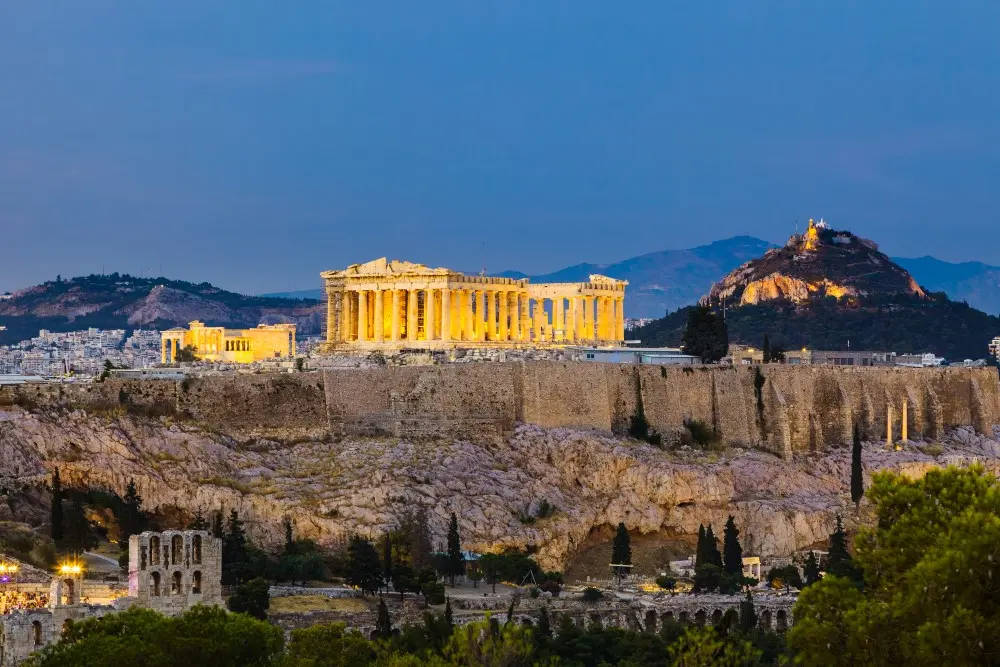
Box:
xmin=2 ymin=365 xmax=997 ymax=454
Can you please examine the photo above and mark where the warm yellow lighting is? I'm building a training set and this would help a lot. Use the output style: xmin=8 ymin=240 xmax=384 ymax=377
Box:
xmin=58 ymin=562 xmax=83 ymax=576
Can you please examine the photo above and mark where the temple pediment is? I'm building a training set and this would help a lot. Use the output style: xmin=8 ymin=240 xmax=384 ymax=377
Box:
xmin=589 ymin=274 xmax=629 ymax=286
xmin=322 ymin=258 xmax=452 ymax=279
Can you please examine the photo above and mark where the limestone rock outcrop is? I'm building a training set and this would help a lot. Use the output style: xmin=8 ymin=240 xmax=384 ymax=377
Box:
xmin=2 ymin=408 xmax=997 ymax=573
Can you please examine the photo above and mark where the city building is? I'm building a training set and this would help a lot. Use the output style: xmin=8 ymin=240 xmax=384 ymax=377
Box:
xmin=989 ymin=336 xmax=1000 ymax=361
xmin=319 ymin=258 xmax=628 ymax=351
xmin=160 ymin=321 xmax=296 ymax=364
xmin=569 ymin=346 xmax=700 ymax=365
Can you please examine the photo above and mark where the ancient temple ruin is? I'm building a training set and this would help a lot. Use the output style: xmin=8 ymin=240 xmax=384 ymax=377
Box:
xmin=319 ymin=258 xmax=628 ymax=351
xmin=0 ymin=530 xmax=221 ymax=665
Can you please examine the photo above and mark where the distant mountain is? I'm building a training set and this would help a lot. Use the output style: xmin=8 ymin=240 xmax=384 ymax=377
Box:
xmin=262 ymin=288 xmax=325 ymax=301
xmin=636 ymin=223 xmax=1000 ymax=360
xmin=497 ymin=236 xmax=778 ymax=318
xmin=0 ymin=274 xmax=323 ymax=345
xmin=893 ymin=256 xmax=1000 ymax=315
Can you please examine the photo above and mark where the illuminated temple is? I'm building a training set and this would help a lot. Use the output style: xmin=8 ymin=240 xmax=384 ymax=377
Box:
xmin=319 ymin=258 xmax=627 ymax=350
xmin=160 ymin=321 xmax=296 ymax=364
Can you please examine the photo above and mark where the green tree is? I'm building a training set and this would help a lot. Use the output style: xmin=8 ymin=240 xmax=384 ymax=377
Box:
xmin=211 ymin=510 xmax=224 ymax=539
xmin=537 ymin=606 xmax=551 ymax=640
xmin=222 ymin=510 xmax=249 ymax=585
xmin=188 ymin=508 xmax=208 ymax=531
xmin=803 ymin=551 xmax=821 ymax=587
xmin=382 ymin=532 xmax=394 ymax=593
xmin=695 ymin=524 xmax=708 ymax=567
xmin=444 ymin=617 xmax=535 ymax=667
xmin=478 ymin=553 xmax=503 ymax=594
xmin=681 ymin=305 xmax=729 ymax=363
xmin=738 ymin=590 xmax=757 ymax=633
xmin=227 ymin=577 xmax=271 ymax=620
xmin=762 ymin=334 xmax=772 ymax=363
xmin=374 ymin=596 xmax=393 ymax=639
xmin=347 ymin=536 xmax=384 ymax=596
xmin=119 ymin=478 xmax=145 ymax=542
xmin=850 ymin=423 xmax=864 ymax=510
xmin=444 ymin=597 xmax=453 ymax=629
xmin=705 ymin=525 xmax=723 ymax=567
xmin=791 ymin=466 xmax=1000 ymax=666
xmin=668 ymin=627 xmax=762 ymax=667
xmin=446 ymin=513 xmax=464 ymax=585
xmin=282 ymin=622 xmax=377 ymax=667
xmin=655 ymin=574 xmax=677 ymax=591
xmin=611 ymin=522 xmax=631 ymax=584
xmin=766 ymin=564 xmax=803 ymax=590
xmin=50 ymin=468 xmax=63 ymax=544
xmin=63 ymin=498 xmax=96 ymax=552
xmin=722 ymin=516 xmax=743 ymax=575
xmin=825 ymin=514 xmax=860 ymax=583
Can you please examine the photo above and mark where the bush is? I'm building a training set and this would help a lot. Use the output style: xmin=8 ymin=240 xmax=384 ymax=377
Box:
xmin=766 ymin=564 xmax=803 ymax=590
xmin=581 ymin=587 xmax=603 ymax=602
xmin=655 ymin=574 xmax=676 ymax=591
xmin=227 ymin=577 xmax=271 ymax=620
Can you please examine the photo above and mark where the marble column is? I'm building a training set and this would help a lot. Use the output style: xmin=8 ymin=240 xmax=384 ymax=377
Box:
xmin=510 ymin=293 xmax=520 ymax=342
xmin=583 ymin=296 xmax=595 ymax=341
xmin=406 ymin=289 xmax=418 ymax=341
xmin=596 ymin=296 xmax=607 ymax=341
xmin=425 ymin=289 xmax=436 ymax=341
xmin=553 ymin=298 xmax=564 ymax=342
xmin=326 ymin=290 xmax=337 ymax=343
xmin=462 ymin=289 xmax=474 ymax=341
xmin=533 ymin=299 xmax=545 ymax=342
xmin=485 ymin=290 xmax=496 ymax=341
xmin=520 ymin=294 xmax=530 ymax=341
xmin=568 ymin=296 xmax=578 ymax=343
xmin=498 ymin=291 xmax=508 ymax=341
xmin=373 ymin=289 xmax=384 ymax=342
xmin=356 ymin=291 xmax=368 ymax=341
xmin=616 ymin=296 xmax=625 ymax=341
xmin=441 ymin=288 xmax=452 ymax=342
xmin=476 ymin=290 xmax=486 ymax=341
xmin=391 ymin=290 xmax=402 ymax=341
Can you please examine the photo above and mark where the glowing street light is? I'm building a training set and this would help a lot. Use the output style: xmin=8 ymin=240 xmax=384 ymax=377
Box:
xmin=58 ymin=563 xmax=83 ymax=576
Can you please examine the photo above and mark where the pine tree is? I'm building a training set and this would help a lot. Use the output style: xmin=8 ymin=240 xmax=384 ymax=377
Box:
xmin=444 ymin=597 xmax=453 ymax=628
xmin=211 ymin=510 xmax=224 ymax=539
xmin=851 ymin=423 xmax=864 ymax=510
xmin=446 ymin=513 xmax=464 ymax=585
xmin=738 ymin=590 xmax=757 ymax=632
xmin=538 ymin=606 xmax=552 ymax=639
xmin=695 ymin=524 xmax=707 ymax=567
xmin=222 ymin=510 xmax=248 ymax=585
xmin=803 ymin=551 xmax=821 ymax=587
xmin=50 ymin=468 xmax=64 ymax=544
xmin=283 ymin=516 xmax=294 ymax=552
xmin=382 ymin=532 xmax=394 ymax=592
xmin=827 ymin=514 xmax=850 ymax=569
xmin=188 ymin=508 xmax=208 ymax=531
xmin=705 ymin=525 xmax=723 ymax=568
xmin=762 ymin=335 xmax=772 ymax=364
xmin=346 ymin=536 xmax=383 ymax=595
xmin=120 ymin=478 xmax=144 ymax=540
xmin=374 ymin=596 xmax=392 ymax=639
xmin=722 ymin=516 xmax=743 ymax=575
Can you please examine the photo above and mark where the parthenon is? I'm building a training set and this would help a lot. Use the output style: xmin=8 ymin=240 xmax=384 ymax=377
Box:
xmin=319 ymin=258 xmax=627 ymax=350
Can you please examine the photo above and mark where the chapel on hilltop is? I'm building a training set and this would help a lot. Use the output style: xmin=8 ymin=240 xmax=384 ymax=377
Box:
xmin=319 ymin=258 xmax=627 ymax=351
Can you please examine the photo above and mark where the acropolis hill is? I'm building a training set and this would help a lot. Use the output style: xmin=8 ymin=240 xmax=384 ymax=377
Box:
xmin=2 ymin=363 xmax=999 ymax=573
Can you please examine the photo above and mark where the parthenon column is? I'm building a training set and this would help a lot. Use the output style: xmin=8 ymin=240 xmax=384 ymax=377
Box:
xmin=583 ymin=296 xmax=595 ymax=341
xmin=616 ymin=296 xmax=625 ymax=341
xmin=373 ymin=289 xmax=384 ymax=342
xmin=462 ymin=289 xmax=474 ymax=341
xmin=509 ymin=293 xmax=519 ymax=342
xmin=533 ymin=298 xmax=545 ymax=342
xmin=390 ymin=290 xmax=402 ymax=341
xmin=553 ymin=298 xmax=564 ymax=342
xmin=425 ymin=289 xmax=436 ymax=341
xmin=356 ymin=290 xmax=368 ymax=341
xmin=475 ymin=290 xmax=486 ymax=342
xmin=441 ymin=288 xmax=452 ymax=342
xmin=597 ymin=296 xmax=608 ymax=341
xmin=406 ymin=290 xmax=418 ymax=341
xmin=519 ymin=294 xmax=530 ymax=341
xmin=326 ymin=290 xmax=337 ymax=343
xmin=451 ymin=290 xmax=461 ymax=339
xmin=498 ymin=291 xmax=508 ymax=341
xmin=485 ymin=291 xmax=496 ymax=341
xmin=568 ymin=297 xmax=578 ymax=343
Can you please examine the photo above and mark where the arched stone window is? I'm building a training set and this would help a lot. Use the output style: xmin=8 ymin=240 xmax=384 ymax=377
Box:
xmin=711 ymin=609 xmax=723 ymax=625
xmin=192 ymin=535 xmax=202 ymax=564
xmin=61 ymin=620 xmax=71 ymax=637
xmin=171 ymin=535 xmax=183 ymax=565
xmin=32 ymin=621 xmax=42 ymax=646
xmin=150 ymin=571 xmax=161 ymax=596
xmin=171 ymin=571 xmax=182 ymax=594
xmin=759 ymin=609 xmax=772 ymax=629
xmin=191 ymin=571 xmax=202 ymax=594
xmin=776 ymin=609 xmax=788 ymax=632
xmin=678 ymin=611 xmax=689 ymax=625
xmin=694 ymin=610 xmax=706 ymax=626
xmin=661 ymin=611 xmax=674 ymax=627
xmin=61 ymin=580 xmax=75 ymax=606
xmin=150 ymin=536 xmax=161 ymax=565
xmin=644 ymin=610 xmax=657 ymax=634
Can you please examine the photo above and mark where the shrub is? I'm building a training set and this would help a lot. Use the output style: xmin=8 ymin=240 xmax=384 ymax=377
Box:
xmin=655 ymin=575 xmax=676 ymax=591
xmin=581 ymin=587 xmax=603 ymax=602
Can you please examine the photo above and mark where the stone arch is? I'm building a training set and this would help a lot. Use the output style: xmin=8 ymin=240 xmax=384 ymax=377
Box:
xmin=150 ymin=571 xmax=161 ymax=596
xmin=192 ymin=570 xmax=202 ymax=594
xmin=760 ymin=609 xmax=772 ymax=629
xmin=61 ymin=620 xmax=71 ymax=637
xmin=171 ymin=535 xmax=183 ymax=565
xmin=171 ymin=571 xmax=183 ymax=594
xmin=589 ymin=613 xmax=602 ymax=629
xmin=192 ymin=535 xmax=202 ymax=564
xmin=694 ymin=610 xmax=706 ymax=626
xmin=644 ymin=609 xmax=657 ymax=633
xmin=776 ymin=609 xmax=788 ymax=632
xmin=711 ymin=609 xmax=723 ymax=625
xmin=678 ymin=611 xmax=689 ymax=625
xmin=31 ymin=621 xmax=42 ymax=646
xmin=61 ymin=579 xmax=75 ymax=606
xmin=722 ymin=608 xmax=738 ymax=629
xmin=661 ymin=611 xmax=674 ymax=626
xmin=150 ymin=536 xmax=161 ymax=565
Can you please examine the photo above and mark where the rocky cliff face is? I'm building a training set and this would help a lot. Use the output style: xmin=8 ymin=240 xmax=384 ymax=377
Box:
xmin=703 ymin=222 xmax=925 ymax=307
xmin=3 ymin=407 xmax=997 ymax=574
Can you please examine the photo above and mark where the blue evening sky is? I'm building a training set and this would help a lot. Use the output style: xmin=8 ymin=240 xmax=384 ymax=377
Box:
xmin=1 ymin=1 xmax=998 ymax=293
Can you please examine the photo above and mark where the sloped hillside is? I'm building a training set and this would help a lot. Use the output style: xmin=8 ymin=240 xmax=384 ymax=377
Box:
xmin=0 ymin=274 xmax=322 ymax=344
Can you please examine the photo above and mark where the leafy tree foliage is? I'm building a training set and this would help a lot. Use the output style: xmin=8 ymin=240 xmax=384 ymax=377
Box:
xmin=802 ymin=552 xmax=821 ymax=588
xmin=791 ymin=466 xmax=1000 ymax=666
xmin=282 ymin=622 xmax=377 ymax=667
xmin=445 ymin=513 xmax=464 ymax=585
xmin=374 ymin=597 xmax=393 ymax=639
xmin=681 ymin=305 xmax=729 ymax=363
xmin=188 ymin=508 xmax=208 ymax=531
xmin=347 ymin=536 xmax=384 ymax=596
xmin=766 ymin=564 xmax=803 ymax=590
xmin=23 ymin=606 xmax=283 ymax=667
xmin=227 ymin=577 xmax=271 ymax=620
xmin=222 ymin=510 xmax=249 ymax=585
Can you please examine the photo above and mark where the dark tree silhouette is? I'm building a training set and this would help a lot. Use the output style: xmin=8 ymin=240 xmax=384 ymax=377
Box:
xmin=851 ymin=423 xmax=864 ymax=510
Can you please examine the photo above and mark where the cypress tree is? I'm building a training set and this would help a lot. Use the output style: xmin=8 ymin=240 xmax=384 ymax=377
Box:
xmin=121 ymin=478 xmax=143 ymax=540
xmin=828 ymin=514 xmax=850 ymax=568
xmin=222 ymin=510 xmax=248 ymax=585
xmin=722 ymin=516 xmax=743 ymax=575
xmin=705 ymin=525 xmax=723 ymax=568
xmin=188 ymin=508 xmax=208 ymax=531
xmin=374 ymin=596 xmax=392 ymax=639
xmin=803 ymin=551 xmax=821 ymax=587
xmin=211 ymin=510 xmax=224 ymax=539
xmin=611 ymin=522 xmax=632 ymax=565
xmin=382 ymin=532 xmax=394 ymax=592
xmin=444 ymin=597 xmax=453 ymax=628
xmin=851 ymin=423 xmax=864 ymax=510
xmin=446 ymin=513 xmax=464 ymax=585
xmin=738 ymin=590 xmax=757 ymax=632
xmin=283 ymin=516 xmax=294 ymax=553
xmin=506 ymin=599 xmax=515 ymax=625
xmin=50 ymin=468 xmax=64 ymax=544
xmin=695 ymin=524 xmax=707 ymax=567
xmin=762 ymin=335 xmax=772 ymax=364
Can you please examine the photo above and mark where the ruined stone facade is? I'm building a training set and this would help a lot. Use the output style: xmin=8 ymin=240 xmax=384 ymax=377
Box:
xmin=319 ymin=258 xmax=628 ymax=350
xmin=161 ymin=320 xmax=296 ymax=364
xmin=0 ymin=530 xmax=221 ymax=665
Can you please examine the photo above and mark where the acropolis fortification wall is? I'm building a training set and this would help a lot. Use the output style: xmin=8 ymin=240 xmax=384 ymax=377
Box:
xmin=2 ymin=364 xmax=997 ymax=455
